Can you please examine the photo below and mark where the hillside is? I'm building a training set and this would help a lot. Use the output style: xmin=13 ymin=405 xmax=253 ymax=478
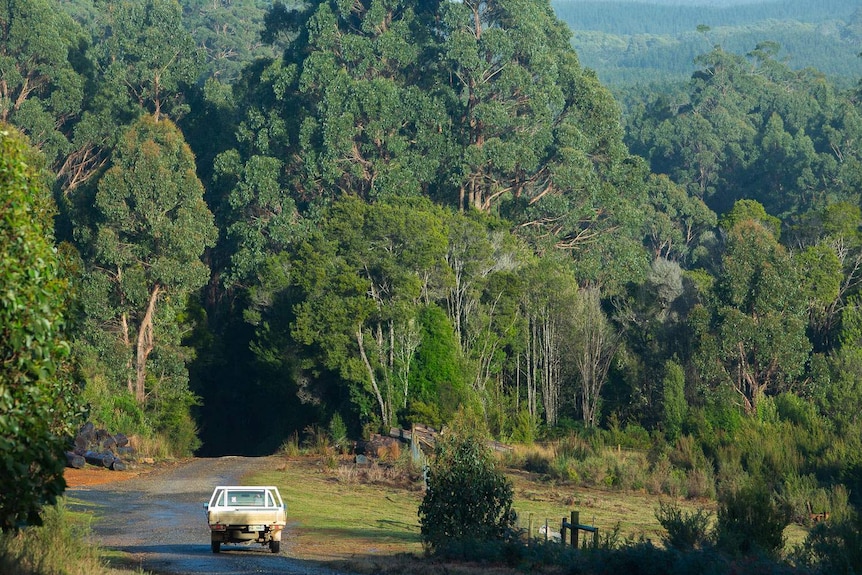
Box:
xmin=552 ymin=0 xmax=862 ymax=86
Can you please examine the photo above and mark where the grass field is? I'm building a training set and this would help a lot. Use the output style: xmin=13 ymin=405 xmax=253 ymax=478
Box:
xmin=244 ymin=453 xmax=810 ymax=570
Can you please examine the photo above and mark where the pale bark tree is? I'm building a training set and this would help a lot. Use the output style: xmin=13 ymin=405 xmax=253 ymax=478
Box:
xmin=572 ymin=287 xmax=619 ymax=427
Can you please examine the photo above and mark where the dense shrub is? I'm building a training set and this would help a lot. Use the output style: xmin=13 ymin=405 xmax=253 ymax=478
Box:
xmin=714 ymin=481 xmax=790 ymax=558
xmin=655 ymin=500 xmax=713 ymax=551
xmin=418 ymin=414 xmax=515 ymax=552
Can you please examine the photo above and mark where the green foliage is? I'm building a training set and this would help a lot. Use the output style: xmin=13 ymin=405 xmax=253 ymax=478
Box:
xmin=714 ymin=480 xmax=790 ymax=558
xmin=793 ymin=510 xmax=862 ymax=575
xmin=662 ymin=360 xmax=687 ymax=441
xmin=90 ymin=0 xmax=204 ymax=121
xmin=508 ymin=409 xmax=537 ymax=445
xmin=328 ymin=412 xmax=348 ymax=453
xmin=149 ymin=385 xmax=202 ymax=457
xmin=0 ymin=124 xmax=81 ymax=531
xmin=400 ymin=401 xmax=443 ymax=431
xmin=71 ymin=115 xmax=216 ymax=453
xmin=0 ymin=0 xmax=87 ymax=168
xmin=410 ymin=305 xmax=469 ymax=423
xmin=418 ymin=413 xmax=515 ymax=552
xmin=286 ymin=195 xmax=451 ymax=428
xmin=655 ymin=500 xmax=713 ymax=551
xmin=80 ymin=380 xmax=149 ymax=437
xmin=777 ymin=473 xmax=850 ymax=526
xmin=719 ymin=200 xmax=781 ymax=239
xmin=0 ymin=499 xmax=112 ymax=575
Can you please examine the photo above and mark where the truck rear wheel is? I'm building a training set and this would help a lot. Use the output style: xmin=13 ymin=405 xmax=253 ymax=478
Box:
xmin=211 ymin=541 xmax=221 ymax=553
xmin=269 ymin=540 xmax=280 ymax=553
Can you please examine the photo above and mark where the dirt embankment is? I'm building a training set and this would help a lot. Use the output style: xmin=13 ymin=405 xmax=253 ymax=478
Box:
xmin=64 ymin=465 xmax=149 ymax=488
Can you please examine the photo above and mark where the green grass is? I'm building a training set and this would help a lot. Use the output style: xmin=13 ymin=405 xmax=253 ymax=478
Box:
xmin=245 ymin=453 xmax=812 ymax=566
xmin=246 ymin=458 xmax=426 ymax=561
xmin=0 ymin=499 xmax=144 ymax=575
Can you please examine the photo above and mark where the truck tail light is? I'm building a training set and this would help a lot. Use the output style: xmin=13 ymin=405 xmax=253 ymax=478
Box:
xmin=211 ymin=524 xmax=227 ymax=531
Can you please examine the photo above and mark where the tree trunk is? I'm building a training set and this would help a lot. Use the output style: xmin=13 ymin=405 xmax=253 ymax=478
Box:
xmin=122 ymin=312 xmax=133 ymax=395
xmin=357 ymin=328 xmax=389 ymax=426
xmin=135 ymin=284 xmax=162 ymax=403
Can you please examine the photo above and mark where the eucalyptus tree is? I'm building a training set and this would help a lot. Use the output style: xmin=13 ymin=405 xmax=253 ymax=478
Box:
xmin=571 ymin=286 xmax=620 ymax=427
xmin=628 ymin=43 xmax=862 ymax=220
xmin=789 ymin=202 xmax=862 ymax=351
xmin=181 ymin=0 xmax=278 ymax=82
xmin=438 ymin=0 xmax=650 ymax=283
xmin=706 ymin=206 xmax=810 ymax=414
xmin=285 ymin=0 xmax=452 ymax=203
xmin=641 ymin=173 xmax=716 ymax=265
xmin=74 ymin=116 xmax=216 ymax=423
xmin=89 ymin=0 xmax=203 ymax=122
xmin=516 ymin=258 xmax=580 ymax=427
xmin=0 ymin=0 xmax=87 ymax=171
xmin=56 ymin=0 xmax=205 ymax=195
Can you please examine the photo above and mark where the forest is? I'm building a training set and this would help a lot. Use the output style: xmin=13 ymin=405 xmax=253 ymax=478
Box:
xmin=552 ymin=0 xmax=862 ymax=85
xmin=4 ymin=0 xmax=862 ymax=562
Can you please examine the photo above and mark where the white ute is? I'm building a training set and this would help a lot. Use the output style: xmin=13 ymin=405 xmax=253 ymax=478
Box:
xmin=204 ymin=486 xmax=286 ymax=553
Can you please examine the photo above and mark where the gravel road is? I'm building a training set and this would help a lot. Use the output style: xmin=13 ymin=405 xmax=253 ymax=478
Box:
xmin=68 ymin=456 xmax=352 ymax=575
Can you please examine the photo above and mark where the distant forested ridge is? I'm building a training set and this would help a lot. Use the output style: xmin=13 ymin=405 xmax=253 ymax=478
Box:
xmin=553 ymin=0 xmax=862 ymax=85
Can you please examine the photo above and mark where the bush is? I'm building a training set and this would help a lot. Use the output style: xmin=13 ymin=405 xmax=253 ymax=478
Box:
xmin=329 ymin=413 xmax=349 ymax=453
xmin=793 ymin=509 xmax=862 ymax=575
xmin=685 ymin=466 xmax=716 ymax=500
xmin=655 ymin=500 xmax=713 ymax=551
xmin=714 ymin=480 xmax=790 ymax=558
xmin=0 ymin=500 xmax=110 ymax=575
xmin=418 ymin=414 xmax=515 ymax=552
xmin=0 ymin=125 xmax=81 ymax=531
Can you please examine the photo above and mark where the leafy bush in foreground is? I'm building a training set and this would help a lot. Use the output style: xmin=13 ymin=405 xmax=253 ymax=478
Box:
xmin=418 ymin=414 xmax=515 ymax=552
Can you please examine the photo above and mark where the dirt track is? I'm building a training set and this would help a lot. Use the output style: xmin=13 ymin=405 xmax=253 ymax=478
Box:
xmin=67 ymin=457 xmax=353 ymax=575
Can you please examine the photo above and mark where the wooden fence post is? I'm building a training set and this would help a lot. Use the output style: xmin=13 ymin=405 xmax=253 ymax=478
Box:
xmin=573 ymin=510 xmax=580 ymax=549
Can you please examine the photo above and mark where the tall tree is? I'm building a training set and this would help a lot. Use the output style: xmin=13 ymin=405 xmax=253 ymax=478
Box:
xmin=286 ymin=0 xmax=451 ymax=203
xmin=628 ymin=44 xmax=862 ymax=219
xmin=287 ymin=196 xmax=450 ymax=428
xmin=90 ymin=0 xmax=203 ymax=121
xmin=711 ymin=209 xmax=810 ymax=414
xmin=76 ymin=115 xmax=216 ymax=406
xmin=0 ymin=124 xmax=80 ymax=530
xmin=0 ymin=0 xmax=86 ymax=169
xmin=571 ymin=286 xmax=620 ymax=427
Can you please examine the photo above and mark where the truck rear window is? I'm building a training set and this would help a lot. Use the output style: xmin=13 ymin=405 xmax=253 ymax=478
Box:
xmin=227 ymin=490 xmax=268 ymax=506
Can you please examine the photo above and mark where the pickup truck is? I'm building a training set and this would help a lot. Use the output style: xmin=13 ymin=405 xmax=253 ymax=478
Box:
xmin=204 ymin=485 xmax=286 ymax=553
